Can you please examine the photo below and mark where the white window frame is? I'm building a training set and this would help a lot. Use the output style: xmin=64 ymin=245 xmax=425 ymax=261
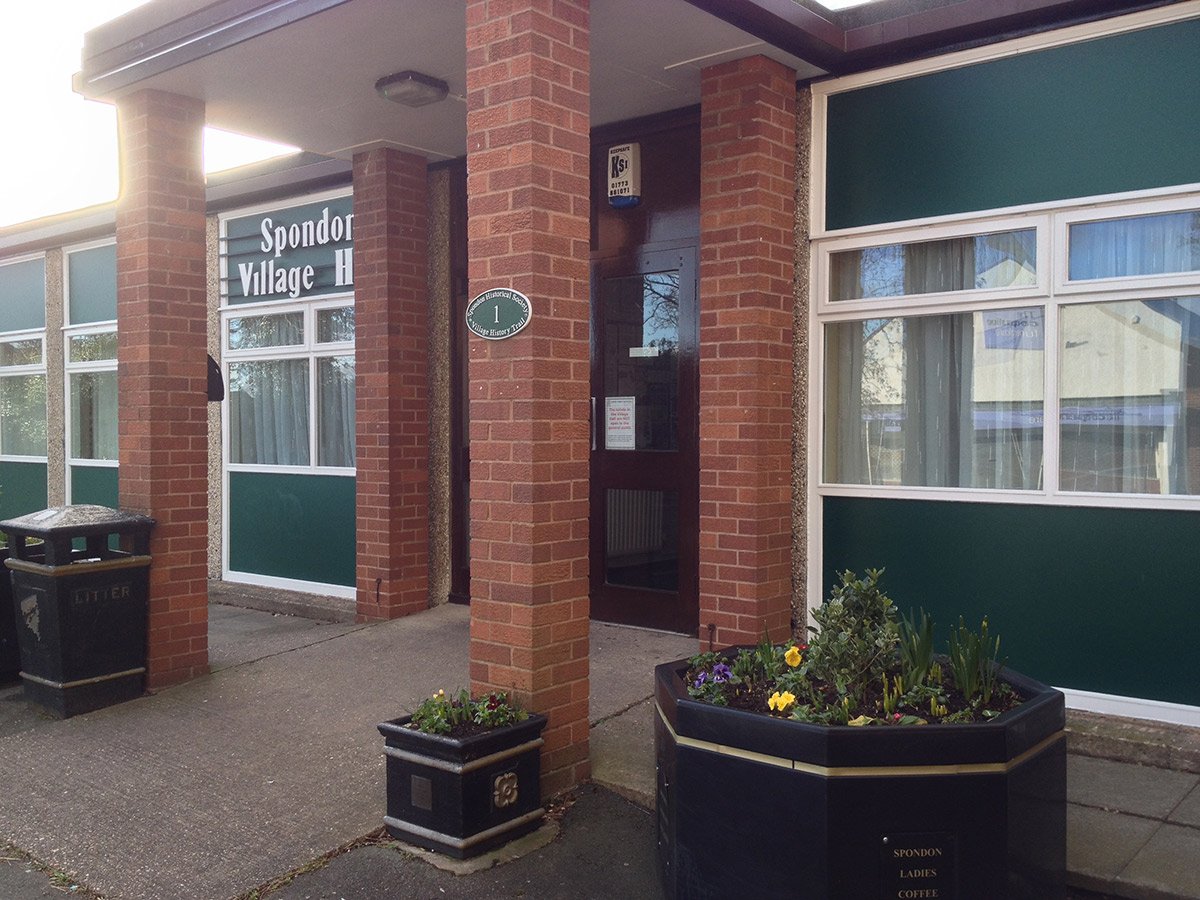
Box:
xmin=0 ymin=252 xmax=48 ymax=463
xmin=62 ymin=239 xmax=119 ymax=500
xmin=813 ymin=185 xmax=1200 ymax=513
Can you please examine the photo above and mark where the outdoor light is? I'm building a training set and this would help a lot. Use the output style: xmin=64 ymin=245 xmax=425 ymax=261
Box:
xmin=374 ymin=70 xmax=449 ymax=107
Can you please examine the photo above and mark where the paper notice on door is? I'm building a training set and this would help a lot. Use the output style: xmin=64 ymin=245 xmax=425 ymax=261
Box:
xmin=605 ymin=396 xmax=636 ymax=450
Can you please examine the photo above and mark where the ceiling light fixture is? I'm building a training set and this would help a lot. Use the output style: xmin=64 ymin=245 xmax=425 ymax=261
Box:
xmin=375 ymin=70 xmax=449 ymax=107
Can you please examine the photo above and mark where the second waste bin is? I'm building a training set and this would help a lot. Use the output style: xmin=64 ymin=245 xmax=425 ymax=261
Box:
xmin=0 ymin=505 xmax=154 ymax=718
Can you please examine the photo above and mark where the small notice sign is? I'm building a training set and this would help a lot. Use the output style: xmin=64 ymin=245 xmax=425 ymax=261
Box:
xmin=605 ymin=397 xmax=636 ymax=450
xmin=466 ymin=288 xmax=533 ymax=341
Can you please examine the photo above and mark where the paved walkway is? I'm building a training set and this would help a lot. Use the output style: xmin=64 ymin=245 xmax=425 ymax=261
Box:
xmin=0 ymin=601 xmax=1197 ymax=899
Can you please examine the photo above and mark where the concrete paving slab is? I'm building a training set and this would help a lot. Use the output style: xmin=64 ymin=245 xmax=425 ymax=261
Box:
xmin=1168 ymin=783 xmax=1200 ymax=828
xmin=591 ymin=697 xmax=656 ymax=808
xmin=589 ymin=622 xmax=693 ymax=724
xmin=1115 ymin=823 xmax=1200 ymax=900
xmin=208 ymin=603 xmax=365 ymax=672
xmin=1067 ymin=804 xmax=1159 ymax=892
xmin=269 ymin=785 xmax=663 ymax=900
xmin=1069 ymin=756 xmax=1200 ymax=819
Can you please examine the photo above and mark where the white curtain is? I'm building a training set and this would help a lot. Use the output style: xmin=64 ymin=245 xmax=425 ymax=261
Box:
xmin=228 ymin=359 xmax=309 ymax=465
xmin=318 ymin=355 xmax=355 ymax=467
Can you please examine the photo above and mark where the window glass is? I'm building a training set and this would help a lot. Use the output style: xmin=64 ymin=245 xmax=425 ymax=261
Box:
xmin=1069 ymin=211 xmax=1200 ymax=280
xmin=68 ymin=332 xmax=117 ymax=363
xmin=68 ymin=244 xmax=118 ymax=324
xmin=227 ymin=313 xmax=304 ymax=351
xmin=824 ymin=308 xmax=1044 ymax=489
xmin=606 ymin=488 xmax=679 ymax=591
xmin=70 ymin=371 xmax=118 ymax=460
xmin=228 ymin=359 xmax=310 ymax=465
xmin=831 ymin=230 xmax=1037 ymax=302
xmin=0 ymin=374 xmax=47 ymax=457
xmin=0 ymin=338 xmax=42 ymax=368
xmin=317 ymin=355 xmax=355 ymax=467
xmin=1060 ymin=297 xmax=1200 ymax=494
xmin=317 ymin=307 xmax=355 ymax=343
xmin=0 ymin=258 xmax=46 ymax=331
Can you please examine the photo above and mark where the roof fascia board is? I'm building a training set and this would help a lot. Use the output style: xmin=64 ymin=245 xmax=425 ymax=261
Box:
xmin=680 ymin=0 xmax=849 ymax=72
xmin=79 ymin=0 xmax=352 ymax=100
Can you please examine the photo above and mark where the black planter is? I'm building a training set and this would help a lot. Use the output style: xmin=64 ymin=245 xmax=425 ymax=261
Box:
xmin=378 ymin=712 xmax=548 ymax=859
xmin=0 ymin=548 xmax=18 ymax=680
xmin=655 ymin=656 xmax=1066 ymax=900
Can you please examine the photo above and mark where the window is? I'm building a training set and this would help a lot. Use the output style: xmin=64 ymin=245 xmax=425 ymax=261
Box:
xmin=818 ymin=192 xmax=1200 ymax=505
xmin=0 ymin=256 xmax=46 ymax=460
xmin=223 ymin=301 xmax=355 ymax=470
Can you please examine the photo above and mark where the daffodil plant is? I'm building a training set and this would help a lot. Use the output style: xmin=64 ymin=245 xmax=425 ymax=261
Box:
xmin=684 ymin=569 xmax=1019 ymax=726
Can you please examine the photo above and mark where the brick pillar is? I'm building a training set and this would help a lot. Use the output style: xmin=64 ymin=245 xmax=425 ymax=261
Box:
xmin=698 ymin=56 xmax=797 ymax=648
xmin=465 ymin=0 xmax=591 ymax=796
xmin=115 ymin=89 xmax=209 ymax=688
xmin=352 ymin=148 xmax=430 ymax=621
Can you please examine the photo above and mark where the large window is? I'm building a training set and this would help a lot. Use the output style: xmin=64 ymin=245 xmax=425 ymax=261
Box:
xmin=819 ymin=193 xmax=1200 ymax=505
xmin=224 ymin=301 xmax=355 ymax=471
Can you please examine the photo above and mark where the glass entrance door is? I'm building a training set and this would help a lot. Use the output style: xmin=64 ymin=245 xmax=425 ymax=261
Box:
xmin=590 ymin=248 xmax=698 ymax=633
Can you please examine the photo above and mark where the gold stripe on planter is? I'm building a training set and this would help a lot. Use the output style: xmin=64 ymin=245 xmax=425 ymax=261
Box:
xmin=20 ymin=666 xmax=147 ymax=690
xmin=384 ymin=807 xmax=546 ymax=851
xmin=657 ymin=702 xmax=1064 ymax=777
xmin=382 ymin=736 xmax=544 ymax=775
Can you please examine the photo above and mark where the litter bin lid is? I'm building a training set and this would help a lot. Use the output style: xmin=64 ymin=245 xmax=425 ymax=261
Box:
xmin=0 ymin=505 xmax=156 ymax=539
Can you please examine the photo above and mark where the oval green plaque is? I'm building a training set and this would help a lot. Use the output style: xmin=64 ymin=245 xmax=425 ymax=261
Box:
xmin=465 ymin=288 xmax=533 ymax=341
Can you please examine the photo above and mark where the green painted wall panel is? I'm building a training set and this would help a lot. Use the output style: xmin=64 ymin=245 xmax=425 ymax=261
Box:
xmin=0 ymin=258 xmax=46 ymax=331
xmin=823 ymin=496 xmax=1200 ymax=706
xmin=70 ymin=465 xmax=118 ymax=508
xmin=68 ymin=245 xmax=117 ymax=324
xmin=826 ymin=19 xmax=1200 ymax=229
xmin=0 ymin=461 xmax=48 ymax=522
xmin=228 ymin=471 xmax=355 ymax=587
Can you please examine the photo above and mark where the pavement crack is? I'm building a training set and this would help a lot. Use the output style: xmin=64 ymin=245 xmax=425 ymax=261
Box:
xmin=590 ymin=695 xmax=651 ymax=728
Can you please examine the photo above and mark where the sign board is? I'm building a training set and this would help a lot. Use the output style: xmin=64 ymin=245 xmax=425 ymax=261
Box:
xmin=222 ymin=195 xmax=354 ymax=304
xmin=607 ymin=142 xmax=641 ymax=209
xmin=880 ymin=832 xmax=956 ymax=899
xmin=605 ymin=396 xmax=636 ymax=449
xmin=465 ymin=288 xmax=533 ymax=340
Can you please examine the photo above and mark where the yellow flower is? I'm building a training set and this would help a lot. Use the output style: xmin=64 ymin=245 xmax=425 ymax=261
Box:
xmin=768 ymin=691 xmax=796 ymax=713
xmin=784 ymin=646 xmax=802 ymax=668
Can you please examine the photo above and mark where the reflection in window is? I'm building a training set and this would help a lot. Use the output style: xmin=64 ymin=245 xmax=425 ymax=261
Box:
xmin=228 ymin=312 xmax=303 ymax=350
xmin=825 ymin=309 xmax=1044 ymax=489
xmin=1060 ymin=297 xmax=1200 ymax=494
xmin=606 ymin=488 xmax=679 ymax=591
xmin=68 ymin=332 xmax=117 ymax=363
xmin=0 ymin=339 xmax=42 ymax=367
xmin=0 ymin=374 xmax=47 ymax=457
xmin=1069 ymin=211 xmax=1200 ymax=280
xmin=228 ymin=359 xmax=309 ymax=465
xmin=317 ymin=307 xmax=355 ymax=343
xmin=70 ymin=372 xmax=118 ymax=460
xmin=602 ymin=271 xmax=679 ymax=451
xmin=317 ymin=355 xmax=355 ymax=467
xmin=831 ymin=229 xmax=1037 ymax=302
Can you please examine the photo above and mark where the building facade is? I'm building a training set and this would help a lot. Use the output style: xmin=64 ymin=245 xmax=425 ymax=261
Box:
xmin=1 ymin=0 xmax=1197 ymax=792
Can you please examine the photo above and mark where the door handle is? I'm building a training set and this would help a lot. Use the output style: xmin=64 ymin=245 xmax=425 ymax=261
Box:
xmin=591 ymin=397 xmax=597 ymax=451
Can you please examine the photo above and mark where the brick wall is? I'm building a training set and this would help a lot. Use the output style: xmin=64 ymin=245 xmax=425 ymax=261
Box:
xmin=115 ymin=89 xmax=210 ymax=688
xmin=352 ymin=148 xmax=430 ymax=621
xmin=465 ymin=0 xmax=592 ymax=796
xmin=698 ymin=56 xmax=797 ymax=647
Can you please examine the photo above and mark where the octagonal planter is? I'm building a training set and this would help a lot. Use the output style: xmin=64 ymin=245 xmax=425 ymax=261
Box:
xmin=655 ymin=655 xmax=1066 ymax=900
xmin=0 ymin=548 xmax=17 ymax=679
xmin=378 ymin=712 xmax=547 ymax=859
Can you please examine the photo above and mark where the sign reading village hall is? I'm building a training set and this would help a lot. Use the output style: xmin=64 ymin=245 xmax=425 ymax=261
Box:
xmin=222 ymin=195 xmax=354 ymax=303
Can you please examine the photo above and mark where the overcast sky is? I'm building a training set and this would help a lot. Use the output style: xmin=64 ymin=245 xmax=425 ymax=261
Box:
xmin=0 ymin=1 xmax=296 ymax=229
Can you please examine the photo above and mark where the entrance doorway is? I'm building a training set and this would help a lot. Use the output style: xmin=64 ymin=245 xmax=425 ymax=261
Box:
xmin=589 ymin=247 xmax=699 ymax=633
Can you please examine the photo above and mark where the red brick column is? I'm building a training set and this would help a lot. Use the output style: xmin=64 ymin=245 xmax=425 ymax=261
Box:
xmin=352 ymin=148 xmax=430 ymax=621
xmin=465 ymin=0 xmax=591 ymax=796
xmin=698 ymin=56 xmax=797 ymax=648
xmin=115 ymin=89 xmax=209 ymax=688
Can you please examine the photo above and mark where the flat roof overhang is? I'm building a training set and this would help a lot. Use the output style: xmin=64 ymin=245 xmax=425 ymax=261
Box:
xmin=76 ymin=0 xmax=1180 ymax=163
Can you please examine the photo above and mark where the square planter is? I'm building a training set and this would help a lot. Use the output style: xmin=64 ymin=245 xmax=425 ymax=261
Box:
xmin=378 ymin=712 xmax=548 ymax=859
xmin=655 ymin=655 xmax=1066 ymax=900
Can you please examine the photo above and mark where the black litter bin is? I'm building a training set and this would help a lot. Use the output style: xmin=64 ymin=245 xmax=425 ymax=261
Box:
xmin=1 ymin=544 xmax=18 ymax=679
xmin=0 ymin=505 xmax=154 ymax=718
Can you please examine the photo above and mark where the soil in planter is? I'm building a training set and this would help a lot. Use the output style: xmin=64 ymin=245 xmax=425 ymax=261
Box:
xmin=402 ymin=721 xmax=514 ymax=740
xmin=684 ymin=657 xmax=1025 ymax=725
